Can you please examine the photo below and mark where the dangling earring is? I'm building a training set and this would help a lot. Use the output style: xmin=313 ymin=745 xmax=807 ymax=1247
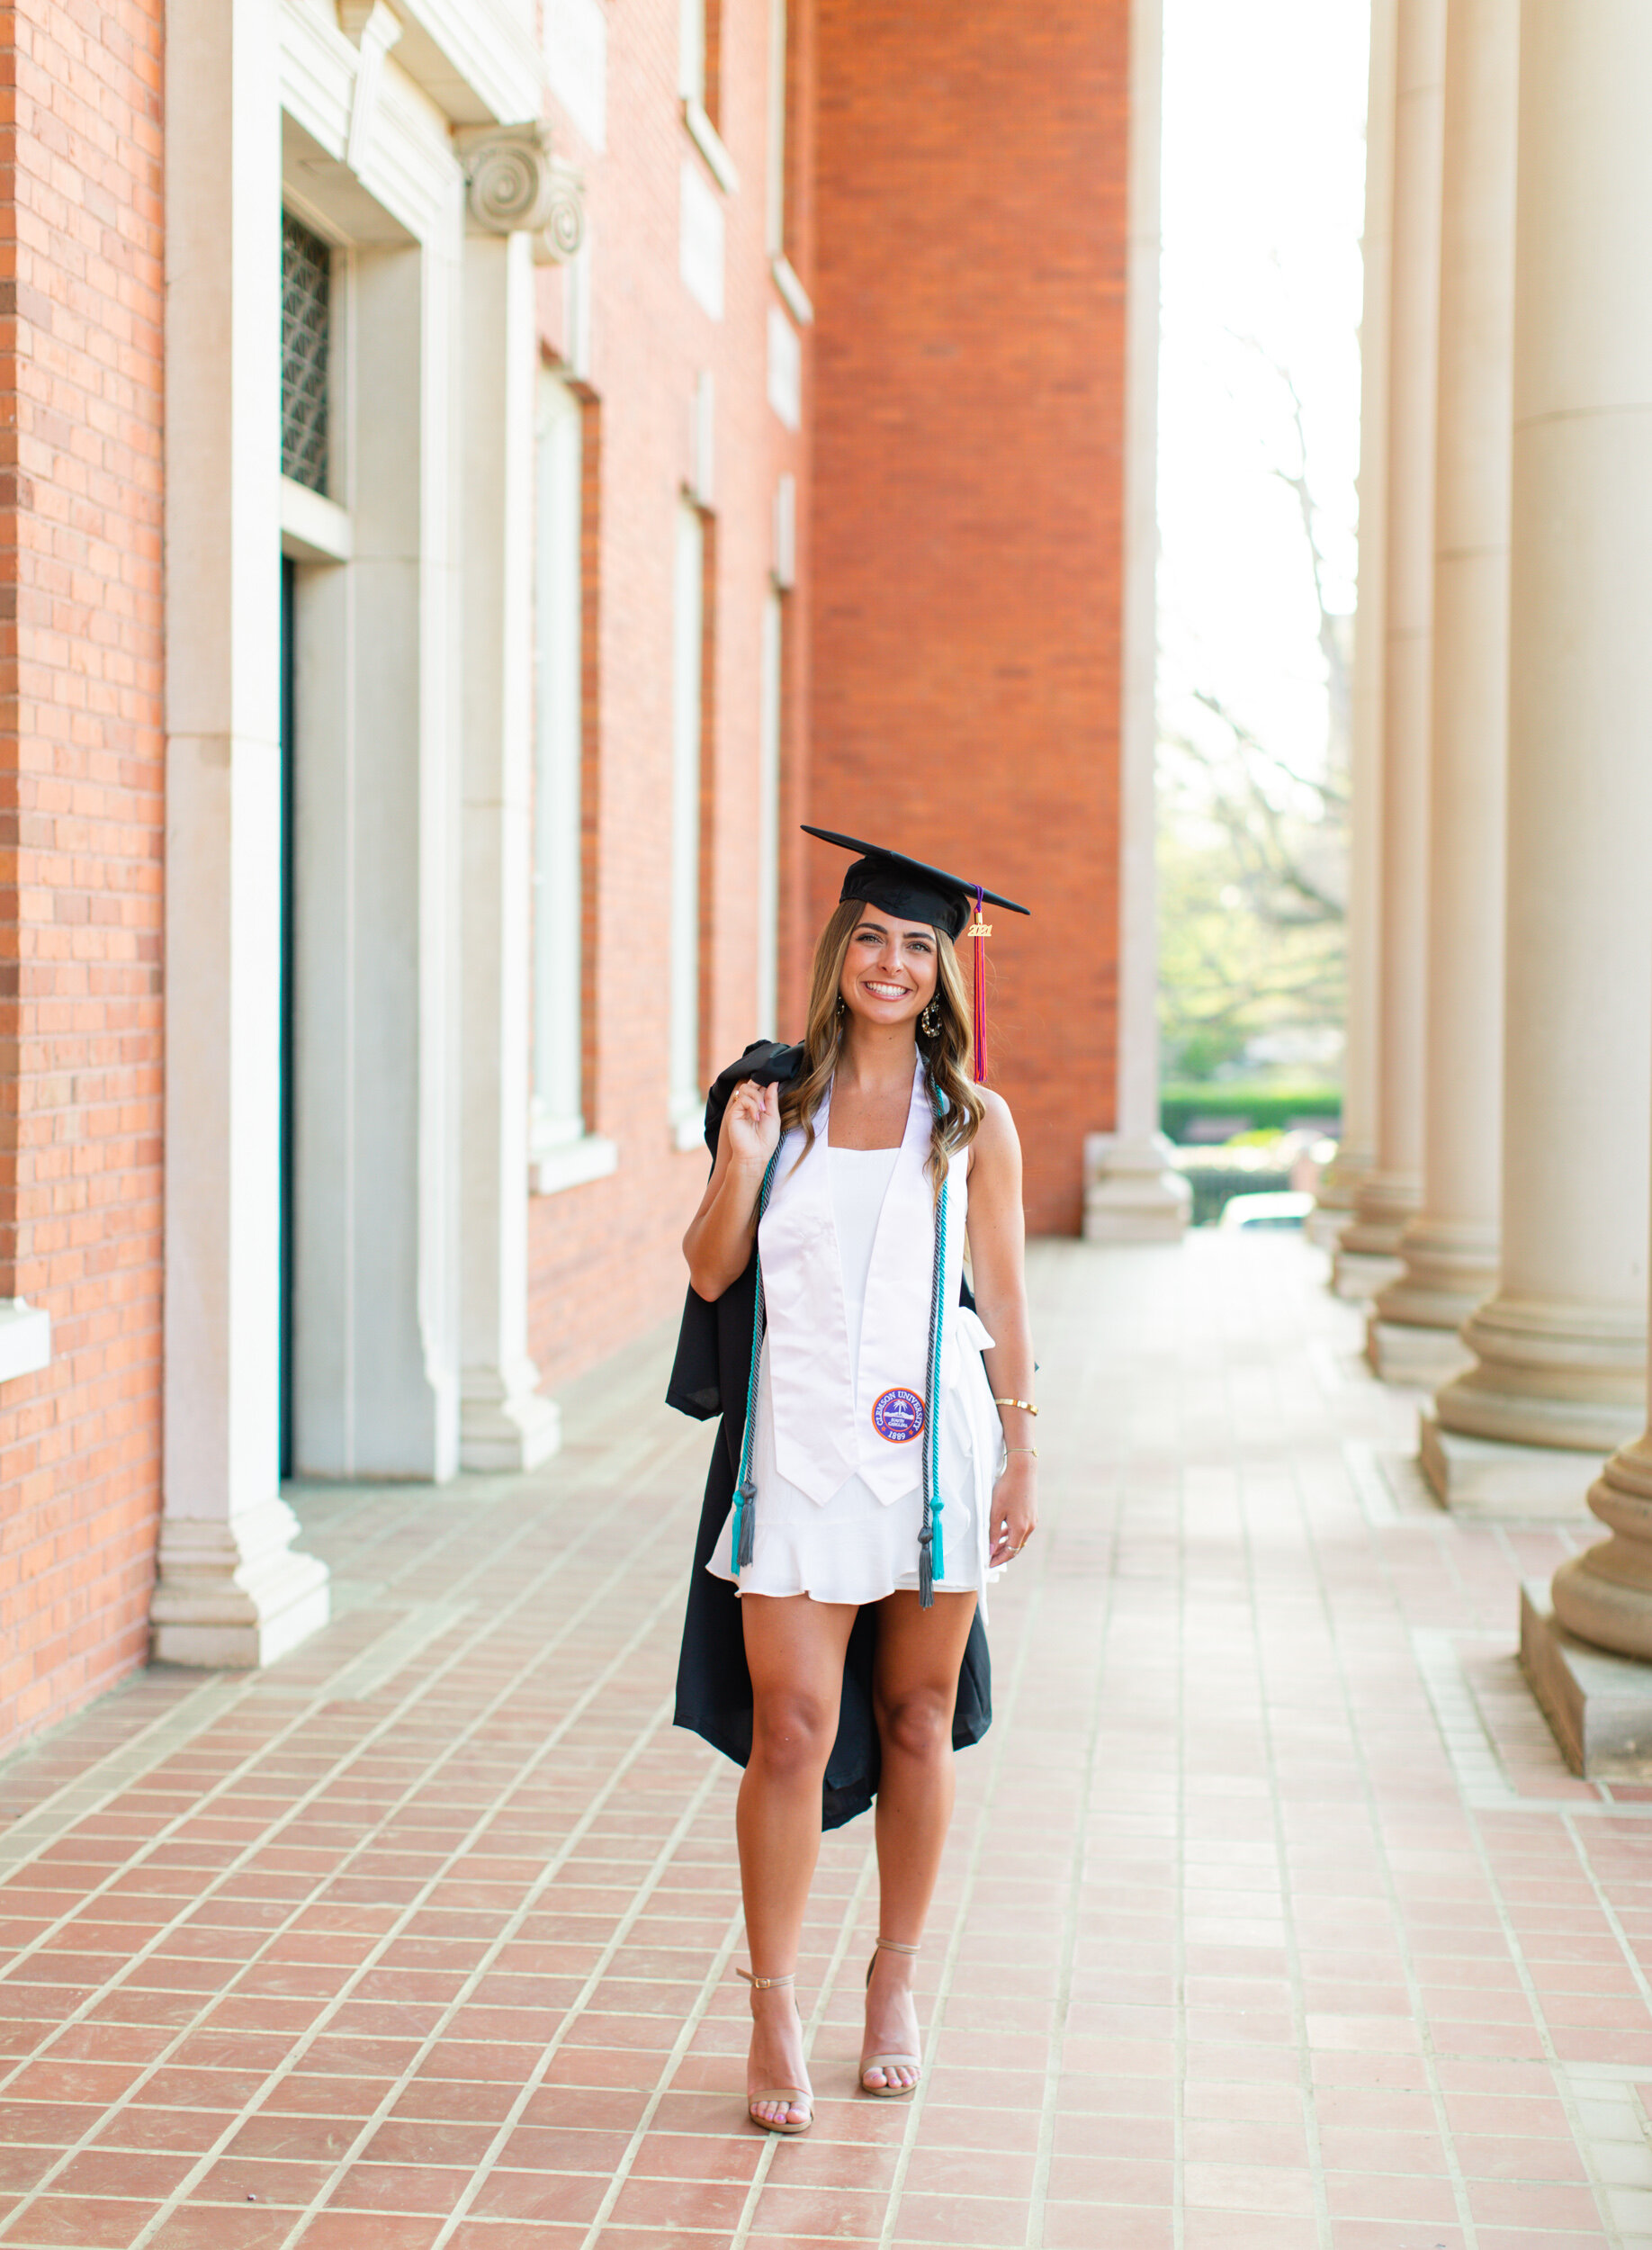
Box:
xmin=836 ymin=994 xmax=846 ymax=1016
xmin=920 ymin=999 xmax=940 ymax=1038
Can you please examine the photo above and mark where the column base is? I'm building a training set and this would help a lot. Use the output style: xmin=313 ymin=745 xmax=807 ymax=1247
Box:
xmin=1365 ymin=1316 xmax=1473 ymax=1389
xmin=1548 ymin=1436 xmax=1652 ymax=1659
xmin=1082 ymin=1132 xmax=1190 ymax=1244
xmin=1374 ymin=1215 xmax=1496 ymax=1334
xmin=459 ymin=1358 xmax=562 ymax=1472
xmin=1520 ymin=1579 xmax=1652 ymax=1778
xmin=150 ymin=1495 xmax=331 ymax=1668
xmin=1418 ymin=1414 xmax=1596 ymax=1519
xmin=1337 ymin=1166 xmax=1421 ymax=1259
xmin=1311 ymin=1140 xmax=1371 ymax=1246
xmin=1332 ymin=1247 xmax=1405 ymax=1301
xmin=1434 ymin=1292 xmax=1646 ymax=1455
xmin=1306 ymin=1204 xmax=1355 ymax=1249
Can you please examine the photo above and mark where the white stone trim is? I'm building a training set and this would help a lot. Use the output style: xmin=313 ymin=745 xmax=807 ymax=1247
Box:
xmin=1085 ymin=0 xmax=1185 ymax=1244
xmin=375 ymin=0 xmax=543 ymax=129
xmin=770 ymin=254 xmax=813 ymax=326
xmin=683 ymin=96 xmax=740 ymax=194
xmin=163 ymin=0 xmax=331 ymax=1665
xmin=772 ymin=472 xmax=796 ymax=590
xmin=280 ymin=7 xmax=462 ymax=246
xmin=0 ymin=1300 xmax=50 ymax=1386
xmin=280 ymin=476 xmax=354 ymax=562
xmin=532 ymin=1133 xmax=619 ymax=1197
xmin=766 ymin=303 xmax=801 ymax=430
xmin=679 ymin=158 xmax=726 ymax=320
xmin=673 ymin=1105 xmax=708 ymax=1155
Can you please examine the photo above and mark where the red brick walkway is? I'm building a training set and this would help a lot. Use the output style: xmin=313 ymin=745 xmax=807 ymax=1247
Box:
xmin=3 ymin=1237 xmax=1651 ymax=2247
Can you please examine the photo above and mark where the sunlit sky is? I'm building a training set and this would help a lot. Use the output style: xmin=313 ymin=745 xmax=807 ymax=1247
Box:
xmin=1158 ymin=0 xmax=1371 ymax=787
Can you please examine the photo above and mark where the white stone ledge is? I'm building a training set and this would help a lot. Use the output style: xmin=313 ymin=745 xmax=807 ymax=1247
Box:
xmin=770 ymin=254 xmax=813 ymax=326
xmin=532 ymin=1133 xmax=618 ymax=1197
xmin=0 ymin=1300 xmax=50 ymax=1385
xmin=682 ymin=97 xmax=738 ymax=194
xmin=280 ymin=477 xmax=354 ymax=563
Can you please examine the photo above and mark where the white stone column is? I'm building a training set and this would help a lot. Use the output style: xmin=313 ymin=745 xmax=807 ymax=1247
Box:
xmin=458 ymin=227 xmax=561 ymax=1471
xmin=153 ymin=0 xmax=328 ymax=1664
xmin=1333 ymin=0 xmax=1446 ymax=1302
xmin=1085 ymin=0 xmax=1190 ymax=1245
xmin=1423 ymin=0 xmax=1652 ymax=1518
xmin=1368 ymin=0 xmax=1518 ymax=1385
xmin=1317 ymin=0 xmax=1395 ymax=1263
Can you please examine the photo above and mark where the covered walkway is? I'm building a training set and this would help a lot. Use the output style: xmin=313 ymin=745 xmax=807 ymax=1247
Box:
xmin=2 ymin=1237 xmax=1649 ymax=2248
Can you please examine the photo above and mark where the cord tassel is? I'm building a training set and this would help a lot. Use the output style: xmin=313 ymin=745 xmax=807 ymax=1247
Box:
xmin=737 ymin=1480 xmax=756 ymax=1569
xmin=970 ymin=884 xmax=989 ymax=1085
xmin=918 ymin=1533 xmax=934 ymax=1609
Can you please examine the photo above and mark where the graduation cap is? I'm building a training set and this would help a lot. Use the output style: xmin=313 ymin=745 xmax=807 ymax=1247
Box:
xmin=803 ymin=825 xmax=1030 ymax=1082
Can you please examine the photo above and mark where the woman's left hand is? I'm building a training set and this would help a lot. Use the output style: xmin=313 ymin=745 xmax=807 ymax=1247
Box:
xmin=987 ymin=1452 xmax=1038 ymax=1567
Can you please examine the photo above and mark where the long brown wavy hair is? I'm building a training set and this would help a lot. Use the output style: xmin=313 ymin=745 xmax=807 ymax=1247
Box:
xmin=779 ymin=898 xmax=987 ymax=1193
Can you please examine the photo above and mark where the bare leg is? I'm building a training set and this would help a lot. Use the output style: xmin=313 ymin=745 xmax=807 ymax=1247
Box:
xmin=738 ymin=1592 xmax=857 ymax=2127
xmin=863 ymin=1588 xmax=977 ymax=2091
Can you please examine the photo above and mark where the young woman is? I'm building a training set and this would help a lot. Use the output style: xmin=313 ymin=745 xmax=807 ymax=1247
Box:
xmin=671 ymin=830 xmax=1037 ymax=2135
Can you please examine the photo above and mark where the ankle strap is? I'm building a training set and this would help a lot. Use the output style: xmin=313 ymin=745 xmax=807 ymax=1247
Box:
xmin=875 ymin=1937 xmax=920 ymax=1956
xmin=737 ymin=1966 xmax=796 ymax=1990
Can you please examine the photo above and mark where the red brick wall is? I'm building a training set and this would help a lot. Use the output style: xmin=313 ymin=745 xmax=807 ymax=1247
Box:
xmin=809 ymin=0 xmax=1128 ymax=1235
xmin=528 ymin=0 xmax=814 ymax=1387
xmin=0 ymin=0 xmax=166 ymax=1756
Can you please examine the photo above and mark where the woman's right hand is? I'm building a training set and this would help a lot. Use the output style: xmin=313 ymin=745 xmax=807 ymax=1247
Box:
xmin=724 ymin=1078 xmax=781 ymax=1171
xmin=683 ymin=1078 xmax=783 ymax=1298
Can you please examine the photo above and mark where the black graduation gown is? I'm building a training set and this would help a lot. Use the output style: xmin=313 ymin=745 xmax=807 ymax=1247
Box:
xmin=668 ymin=1040 xmax=993 ymax=1831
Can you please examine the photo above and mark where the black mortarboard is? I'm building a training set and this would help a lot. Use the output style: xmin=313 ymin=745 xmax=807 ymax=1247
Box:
xmin=802 ymin=826 xmax=1031 ymax=942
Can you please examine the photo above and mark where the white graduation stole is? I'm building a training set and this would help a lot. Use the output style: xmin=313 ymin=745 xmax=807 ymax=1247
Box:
xmin=759 ymin=1063 xmax=968 ymax=1507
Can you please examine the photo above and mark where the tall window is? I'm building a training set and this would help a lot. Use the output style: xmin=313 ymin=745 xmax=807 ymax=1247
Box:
xmin=281 ymin=212 xmax=331 ymax=494
xmin=756 ymin=592 xmax=783 ymax=1039
xmin=670 ymin=503 xmax=706 ymax=1137
xmin=533 ymin=373 xmax=585 ymax=1154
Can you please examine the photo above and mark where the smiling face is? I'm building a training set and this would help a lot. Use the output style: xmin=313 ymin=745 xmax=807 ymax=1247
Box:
xmin=838 ymin=903 xmax=940 ymax=1027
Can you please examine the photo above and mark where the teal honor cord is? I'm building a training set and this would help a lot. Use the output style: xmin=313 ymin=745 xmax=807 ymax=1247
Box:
xmin=730 ymin=1146 xmax=781 ymax=1576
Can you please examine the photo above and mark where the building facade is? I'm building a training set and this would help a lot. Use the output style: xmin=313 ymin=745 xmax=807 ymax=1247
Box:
xmin=0 ymin=0 xmax=1154 ymax=1757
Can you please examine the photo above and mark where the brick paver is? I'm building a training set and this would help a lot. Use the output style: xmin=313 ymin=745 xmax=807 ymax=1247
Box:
xmin=3 ymin=1235 xmax=1652 ymax=2246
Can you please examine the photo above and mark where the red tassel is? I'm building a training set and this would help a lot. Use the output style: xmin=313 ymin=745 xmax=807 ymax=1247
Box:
xmin=970 ymin=885 xmax=989 ymax=1085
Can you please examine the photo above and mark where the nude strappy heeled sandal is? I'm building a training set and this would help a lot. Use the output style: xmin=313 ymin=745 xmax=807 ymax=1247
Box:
xmin=860 ymin=1937 xmax=922 ymax=2098
xmin=737 ymin=1967 xmax=813 ymax=2134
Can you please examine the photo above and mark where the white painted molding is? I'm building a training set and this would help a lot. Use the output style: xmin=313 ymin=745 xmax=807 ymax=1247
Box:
xmin=532 ymin=1134 xmax=619 ymax=1197
xmin=543 ymin=0 xmax=607 ymax=153
xmin=460 ymin=123 xmax=585 ymax=257
xmin=280 ymin=476 xmax=354 ymax=563
xmin=282 ymin=7 xmax=462 ymax=246
xmin=673 ymin=1109 xmax=708 ymax=1154
xmin=366 ymin=0 xmax=542 ymax=129
xmin=772 ymin=472 xmax=796 ymax=590
xmin=343 ymin=0 xmax=401 ymax=174
xmin=0 ymin=1300 xmax=50 ymax=1385
xmin=767 ymin=302 xmax=801 ymax=430
xmin=770 ymin=254 xmax=813 ymax=326
xmin=692 ymin=370 xmax=715 ymax=506
xmin=683 ymin=96 xmax=739 ymax=194
xmin=680 ymin=158 xmax=725 ymax=320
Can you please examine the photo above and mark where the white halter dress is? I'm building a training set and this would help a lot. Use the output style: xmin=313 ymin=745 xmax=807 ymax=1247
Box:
xmin=706 ymin=1066 xmax=1004 ymax=1607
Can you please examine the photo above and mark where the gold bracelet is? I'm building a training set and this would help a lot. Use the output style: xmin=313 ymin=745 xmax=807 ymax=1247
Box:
xmin=1006 ymin=1445 xmax=1038 ymax=1458
xmin=992 ymin=1398 xmax=1038 ymax=1416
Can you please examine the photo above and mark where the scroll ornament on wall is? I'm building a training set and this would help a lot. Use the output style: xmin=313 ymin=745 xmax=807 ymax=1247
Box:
xmin=462 ymin=124 xmax=586 ymax=264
